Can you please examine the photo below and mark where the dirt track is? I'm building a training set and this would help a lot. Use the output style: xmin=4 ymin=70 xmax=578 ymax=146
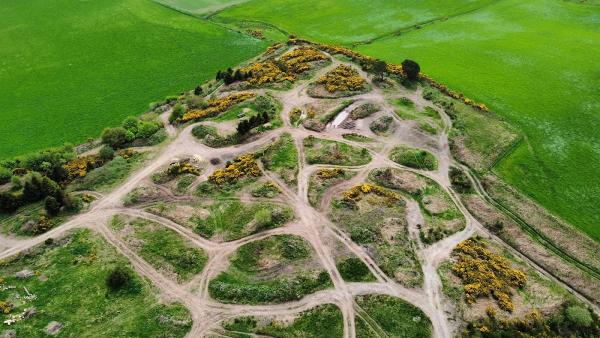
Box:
xmin=0 ymin=55 xmax=595 ymax=337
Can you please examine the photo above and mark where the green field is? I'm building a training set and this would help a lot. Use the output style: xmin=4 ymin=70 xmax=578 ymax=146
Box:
xmin=0 ymin=0 xmax=266 ymax=159
xmin=217 ymin=0 xmax=495 ymax=44
xmin=217 ymin=0 xmax=600 ymax=240
xmin=154 ymin=0 xmax=248 ymax=16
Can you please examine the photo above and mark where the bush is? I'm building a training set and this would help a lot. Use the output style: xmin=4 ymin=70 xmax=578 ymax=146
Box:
xmin=337 ymin=258 xmax=373 ymax=282
xmin=390 ymin=146 xmax=438 ymax=171
xmin=10 ymin=176 xmax=22 ymax=190
xmin=101 ymin=127 xmax=129 ymax=148
xmin=106 ymin=266 xmax=138 ymax=293
xmin=122 ymin=116 xmax=139 ymax=135
xmin=137 ymin=121 xmax=160 ymax=139
xmin=75 ymin=156 xmax=130 ymax=191
xmin=22 ymin=172 xmax=61 ymax=203
xmin=169 ymin=103 xmax=185 ymax=123
xmin=99 ymin=146 xmax=115 ymax=161
xmin=0 ymin=167 xmax=11 ymax=184
xmin=0 ymin=191 xmax=23 ymax=212
xmin=350 ymin=103 xmax=378 ymax=119
xmin=401 ymin=59 xmax=420 ymax=81
xmin=369 ymin=116 xmax=394 ymax=134
xmin=565 ymin=305 xmax=593 ymax=328
xmin=62 ymin=193 xmax=83 ymax=212
xmin=44 ymin=196 xmax=61 ymax=216
xmin=449 ymin=167 xmax=473 ymax=193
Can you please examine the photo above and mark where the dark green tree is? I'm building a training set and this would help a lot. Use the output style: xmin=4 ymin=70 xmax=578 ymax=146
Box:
xmin=372 ymin=59 xmax=388 ymax=81
xmin=0 ymin=192 xmax=23 ymax=212
xmin=44 ymin=196 xmax=61 ymax=216
xmin=401 ymin=59 xmax=420 ymax=81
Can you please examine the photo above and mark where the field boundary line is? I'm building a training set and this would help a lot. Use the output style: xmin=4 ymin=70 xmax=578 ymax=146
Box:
xmin=350 ymin=0 xmax=505 ymax=47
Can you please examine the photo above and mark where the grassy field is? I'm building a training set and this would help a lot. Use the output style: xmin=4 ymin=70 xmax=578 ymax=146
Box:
xmin=0 ymin=229 xmax=191 ymax=337
xmin=153 ymin=0 xmax=248 ymax=16
xmin=356 ymin=0 xmax=600 ymax=241
xmin=216 ymin=0 xmax=495 ymax=44
xmin=0 ymin=0 xmax=266 ymax=160
xmin=111 ymin=216 xmax=208 ymax=283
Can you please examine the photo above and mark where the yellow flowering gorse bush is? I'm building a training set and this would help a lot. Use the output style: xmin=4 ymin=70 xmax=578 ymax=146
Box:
xmin=240 ymin=47 xmax=328 ymax=86
xmin=452 ymin=239 xmax=527 ymax=312
xmin=240 ymin=61 xmax=295 ymax=86
xmin=63 ymin=154 xmax=104 ymax=180
xmin=182 ymin=92 xmax=255 ymax=122
xmin=280 ymin=46 xmax=329 ymax=74
xmin=208 ymin=154 xmax=261 ymax=185
xmin=317 ymin=65 xmax=365 ymax=93
xmin=316 ymin=168 xmax=344 ymax=179
xmin=343 ymin=183 xmax=401 ymax=206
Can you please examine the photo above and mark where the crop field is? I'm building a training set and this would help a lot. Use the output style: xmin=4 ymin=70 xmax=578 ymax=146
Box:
xmin=217 ymin=0 xmax=600 ymax=240
xmin=153 ymin=0 xmax=248 ymax=16
xmin=0 ymin=0 xmax=266 ymax=159
xmin=216 ymin=0 xmax=496 ymax=44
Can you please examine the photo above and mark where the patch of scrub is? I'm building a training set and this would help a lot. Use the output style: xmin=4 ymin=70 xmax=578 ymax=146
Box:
xmin=208 ymin=235 xmax=332 ymax=304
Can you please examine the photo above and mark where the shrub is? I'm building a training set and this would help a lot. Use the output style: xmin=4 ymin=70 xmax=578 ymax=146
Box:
xmin=451 ymin=239 xmax=526 ymax=312
xmin=106 ymin=266 xmax=138 ymax=293
xmin=99 ymin=146 xmax=115 ymax=161
xmin=137 ymin=121 xmax=160 ymax=139
xmin=122 ymin=116 xmax=139 ymax=135
xmin=208 ymin=154 xmax=262 ymax=185
xmin=10 ymin=176 xmax=22 ymax=190
xmin=565 ymin=305 xmax=593 ymax=328
xmin=0 ymin=191 xmax=23 ymax=212
xmin=369 ymin=116 xmax=394 ymax=134
xmin=44 ymin=196 xmax=61 ymax=216
xmin=449 ymin=167 xmax=473 ymax=193
xmin=169 ymin=103 xmax=185 ymax=123
xmin=0 ymin=167 xmax=11 ymax=184
xmin=101 ymin=127 xmax=129 ymax=148
xmin=390 ymin=146 xmax=438 ymax=171
xmin=181 ymin=92 xmax=255 ymax=122
xmin=316 ymin=65 xmax=365 ymax=93
xmin=349 ymin=103 xmax=378 ymax=119
xmin=401 ymin=59 xmax=420 ymax=81
xmin=337 ymin=258 xmax=373 ymax=282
